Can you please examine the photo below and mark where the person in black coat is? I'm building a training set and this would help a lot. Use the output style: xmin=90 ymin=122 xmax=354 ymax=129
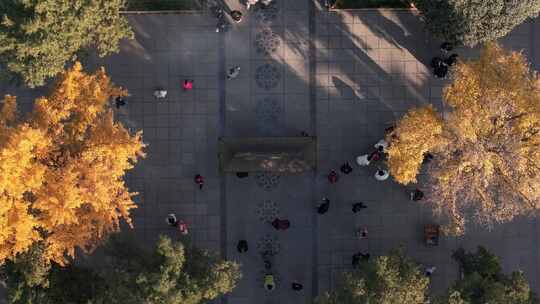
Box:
xmin=317 ymin=197 xmax=330 ymax=214
xmin=237 ymin=240 xmax=248 ymax=253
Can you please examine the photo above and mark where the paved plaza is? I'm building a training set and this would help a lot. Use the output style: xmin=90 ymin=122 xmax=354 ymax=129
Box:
xmin=1 ymin=1 xmax=540 ymax=303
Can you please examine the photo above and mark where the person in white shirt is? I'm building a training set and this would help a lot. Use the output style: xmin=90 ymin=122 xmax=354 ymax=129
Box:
xmin=374 ymin=139 xmax=388 ymax=152
xmin=153 ymin=89 xmax=167 ymax=99
xmin=374 ymin=169 xmax=389 ymax=181
xmin=356 ymin=154 xmax=370 ymax=166
xmin=227 ymin=66 xmax=241 ymax=79
xmin=425 ymin=266 xmax=436 ymax=276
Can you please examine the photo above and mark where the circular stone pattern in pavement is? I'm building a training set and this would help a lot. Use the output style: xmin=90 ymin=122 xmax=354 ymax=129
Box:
xmin=256 ymin=199 xmax=280 ymax=223
xmin=254 ymin=28 xmax=280 ymax=56
xmin=256 ymin=234 xmax=281 ymax=255
xmin=256 ymin=96 xmax=282 ymax=135
xmin=255 ymin=63 xmax=281 ymax=90
xmin=255 ymin=172 xmax=280 ymax=191
xmin=254 ymin=1 xmax=279 ymax=23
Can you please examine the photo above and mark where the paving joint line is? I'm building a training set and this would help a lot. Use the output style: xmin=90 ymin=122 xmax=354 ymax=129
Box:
xmin=217 ymin=17 xmax=228 ymax=304
xmin=308 ymin=0 xmax=319 ymax=300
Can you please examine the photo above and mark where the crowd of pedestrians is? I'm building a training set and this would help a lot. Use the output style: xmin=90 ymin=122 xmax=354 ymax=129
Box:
xmin=320 ymin=136 xmax=429 ymax=270
xmin=430 ymin=42 xmax=459 ymax=79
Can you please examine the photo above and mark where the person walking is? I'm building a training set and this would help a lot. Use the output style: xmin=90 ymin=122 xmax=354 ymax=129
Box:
xmin=368 ymin=150 xmax=382 ymax=162
xmin=227 ymin=66 xmax=241 ymax=79
xmin=425 ymin=266 xmax=436 ymax=277
xmin=264 ymin=274 xmax=276 ymax=291
xmin=327 ymin=170 xmax=339 ymax=184
xmin=153 ymin=88 xmax=167 ymax=99
xmin=271 ymin=218 xmax=290 ymax=230
xmin=356 ymin=154 xmax=370 ymax=166
xmin=374 ymin=169 xmax=389 ymax=181
xmin=352 ymin=202 xmax=367 ymax=213
xmin=291 ymin=281 xmax=303 ymax=291
xmin=356 ymin=227 xmax=368 ymax=239
xmin=352 ymin=252 xmax=370 ymax=267
xmin=115 ymin=96 xmax=126 ymax=108
xmin=374 ymin=139 xmax=388 ymax=152
xmin=194 ymin=174 xmax=204 ymax=190
xmin=410 ymin=189 xmax=424 ymax=201
xmin=432 ymin=58 xmax=449 ymax=78
xmin=340 ymin=162 xmax=353 ymax=174
xmin=230 ymin=10 xmax=243 ymax=23
xmin=237 ymin=240 xmax=248 ymax=253
xmin=166 ymin=213 xmax=177 ymax=227
xmin=177 ymin=220 xmax=189 ymax=235
xmin=183 ymin=79 xmax=193 ymax=91
xmin=317 ymin=197 xmax=330 ymax=215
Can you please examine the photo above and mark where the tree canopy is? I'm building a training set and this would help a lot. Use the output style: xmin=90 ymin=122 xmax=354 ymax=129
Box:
xmin=387 ymin=43 xmax=540 ymax=235
xmin=316 ymin=249 xmax=429 ymax=304
xmin=2 ymin=235 xmax=241 ymax=304
xmin=414 ymin=0 xmax=540 ymax=47
xmin=0 ymin=0 xmax=133 ymax=87
xmin=386 ymin=105 xmax=444 ymax=185
xmin=440 ymin=247 xmax=539 ymax=304
xmin=0 ymin=62 xmax=145 ymax=266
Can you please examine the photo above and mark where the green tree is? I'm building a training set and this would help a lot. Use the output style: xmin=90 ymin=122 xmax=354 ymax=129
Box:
xmin=316 ymin=249 xmax=430 ymax=304
xmin=0 ymin=0 xmax=133 ymax=87
xmin=414 ymin=0 xmax=540 ymax=46
xmin=439 ymin=247 xmax=539 ymax=304
xmin=2 ymin=235 xmax=241 ymax=304
xmin=98 ymin=234 xmax=242 ymax=304
xmin=2 ymin=244 xmax=51 ymax=304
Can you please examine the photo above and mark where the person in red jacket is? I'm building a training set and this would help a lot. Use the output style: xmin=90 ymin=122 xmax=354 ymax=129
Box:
xmin=327 ymin=170 xmax=339 ymax=184
xmin=183 ymin=79 xmax=193 ymax=91
xmin=271 ymin=218 xmax=290 ymax=230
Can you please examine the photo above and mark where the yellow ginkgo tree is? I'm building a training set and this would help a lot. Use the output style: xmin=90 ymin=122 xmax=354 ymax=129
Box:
xmin=386 ymin=105 xmax=444 ymax=185
xmin=0 ymin=62 xmax=145 ymax=265
xmin=387 ymin=43 xmax=540 ymax=235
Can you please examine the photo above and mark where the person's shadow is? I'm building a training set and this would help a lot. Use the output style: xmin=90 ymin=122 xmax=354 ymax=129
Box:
xmin=331 ymin=76 xmax=363 ymax=101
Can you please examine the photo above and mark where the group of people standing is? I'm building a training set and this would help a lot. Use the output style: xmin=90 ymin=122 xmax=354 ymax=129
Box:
xmin=431 ymin=42 xmax=459 ymax=79
xmin=354 ymin=138 xmax=390 ymax=181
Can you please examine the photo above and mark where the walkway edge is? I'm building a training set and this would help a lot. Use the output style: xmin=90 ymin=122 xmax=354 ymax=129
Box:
xmin=309 ymin=0 xmax=319 ymax=301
